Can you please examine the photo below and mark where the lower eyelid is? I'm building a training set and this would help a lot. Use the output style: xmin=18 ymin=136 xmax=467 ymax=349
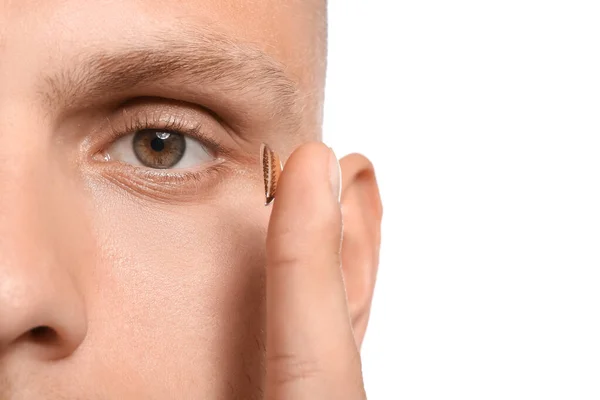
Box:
xmin=95 ymin=160 xmax=232 ymax=204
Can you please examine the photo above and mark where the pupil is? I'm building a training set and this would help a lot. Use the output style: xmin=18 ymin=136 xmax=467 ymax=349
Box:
xmin=151 ymin=137 xmax=165 ymax=152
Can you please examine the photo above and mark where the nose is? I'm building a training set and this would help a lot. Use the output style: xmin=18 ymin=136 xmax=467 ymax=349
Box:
xmin=0 ymin=159 xmax=88 ymax=360
xmin=0 ymin=252 xmax=88 ymax=360
xmin=0 ymin=269 xmax=87 ymax=359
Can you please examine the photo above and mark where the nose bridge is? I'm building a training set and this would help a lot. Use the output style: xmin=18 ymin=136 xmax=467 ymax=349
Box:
xmin=0 ymin=117 xmax=88 ymax=359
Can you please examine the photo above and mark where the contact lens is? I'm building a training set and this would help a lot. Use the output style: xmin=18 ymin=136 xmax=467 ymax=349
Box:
xmin=260 ymin=143 xmax=282 ymax=206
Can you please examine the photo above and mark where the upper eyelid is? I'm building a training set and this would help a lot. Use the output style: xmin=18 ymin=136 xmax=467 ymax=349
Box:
xmin=107 ymin=113 xmax=204 ymax=142
xmin=92 ymin=104 xmax=231 ymax=159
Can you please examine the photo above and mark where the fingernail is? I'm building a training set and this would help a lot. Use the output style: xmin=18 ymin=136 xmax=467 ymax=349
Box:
xmin=328 ymin=147 xmax=341 ymax=202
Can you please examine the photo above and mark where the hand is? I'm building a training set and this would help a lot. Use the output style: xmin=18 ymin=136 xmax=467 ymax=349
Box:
xmin=265 ymin=142 xmax=367 ymax=400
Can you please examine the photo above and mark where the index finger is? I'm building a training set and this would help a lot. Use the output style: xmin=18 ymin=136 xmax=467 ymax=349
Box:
xmin=265 ymin=142 xmax=366 ymax=400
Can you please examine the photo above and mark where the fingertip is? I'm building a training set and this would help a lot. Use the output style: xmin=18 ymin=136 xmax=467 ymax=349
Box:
xmin=266 ymin=141 xmax=343 ymax=264
xmin=268 ymin=142 xmax=340 ymax=232
xmin=279 ymin=142 xmax=333 ymax=186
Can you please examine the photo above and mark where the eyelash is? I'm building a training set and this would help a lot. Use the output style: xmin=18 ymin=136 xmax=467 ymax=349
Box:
xmin=103 ymin=113 xmax=229 ymax=159
xmin=90 ymin=110 xmax=234 ymax=196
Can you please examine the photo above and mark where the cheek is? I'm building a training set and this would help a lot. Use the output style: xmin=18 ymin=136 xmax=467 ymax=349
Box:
xmin=78 ymin=182 xmax=269 ymax=396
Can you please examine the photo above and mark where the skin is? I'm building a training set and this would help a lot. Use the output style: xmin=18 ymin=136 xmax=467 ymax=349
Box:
xmin=0 ymin=1 xmax=383 ymax=398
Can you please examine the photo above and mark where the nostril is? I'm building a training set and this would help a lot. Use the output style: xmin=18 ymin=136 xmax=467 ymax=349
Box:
xmin=28 ymin=326 xmax=58 ymax=344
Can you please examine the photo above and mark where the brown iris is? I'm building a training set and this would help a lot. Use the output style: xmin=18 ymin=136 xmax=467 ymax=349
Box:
xmin=133 ymin=129 xmax=186 ymax=169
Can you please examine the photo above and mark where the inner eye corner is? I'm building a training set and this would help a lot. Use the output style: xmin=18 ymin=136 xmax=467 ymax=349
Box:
xmin=92 ymin=149 xmax=111 ymax=163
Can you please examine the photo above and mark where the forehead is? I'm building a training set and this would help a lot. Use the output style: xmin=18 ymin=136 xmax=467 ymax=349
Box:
xmin=0 ymin=0 xmax=325 ymax=91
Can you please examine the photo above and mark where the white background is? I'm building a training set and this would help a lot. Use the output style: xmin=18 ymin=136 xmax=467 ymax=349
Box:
xmin=324 ymin=1 xmax=600 ymax=399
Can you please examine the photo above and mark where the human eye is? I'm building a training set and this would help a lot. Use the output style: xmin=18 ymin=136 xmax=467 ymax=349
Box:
xmin=87 ymin=99 xmax=237 ymax=200
xmin=103 ymin=119 xmax=215 ymax=170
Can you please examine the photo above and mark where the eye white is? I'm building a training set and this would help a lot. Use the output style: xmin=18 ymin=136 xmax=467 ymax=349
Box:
xmin=106 ymin=132 xmax=214 ymax=169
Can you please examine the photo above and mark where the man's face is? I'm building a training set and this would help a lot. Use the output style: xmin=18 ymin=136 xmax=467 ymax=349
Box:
xmin=0 ymin=0 xmax=326 ymax=397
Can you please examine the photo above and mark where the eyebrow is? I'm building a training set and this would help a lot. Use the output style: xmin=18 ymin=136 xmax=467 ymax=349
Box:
xmin=39 ymin=26 xmax=302 ymax=130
